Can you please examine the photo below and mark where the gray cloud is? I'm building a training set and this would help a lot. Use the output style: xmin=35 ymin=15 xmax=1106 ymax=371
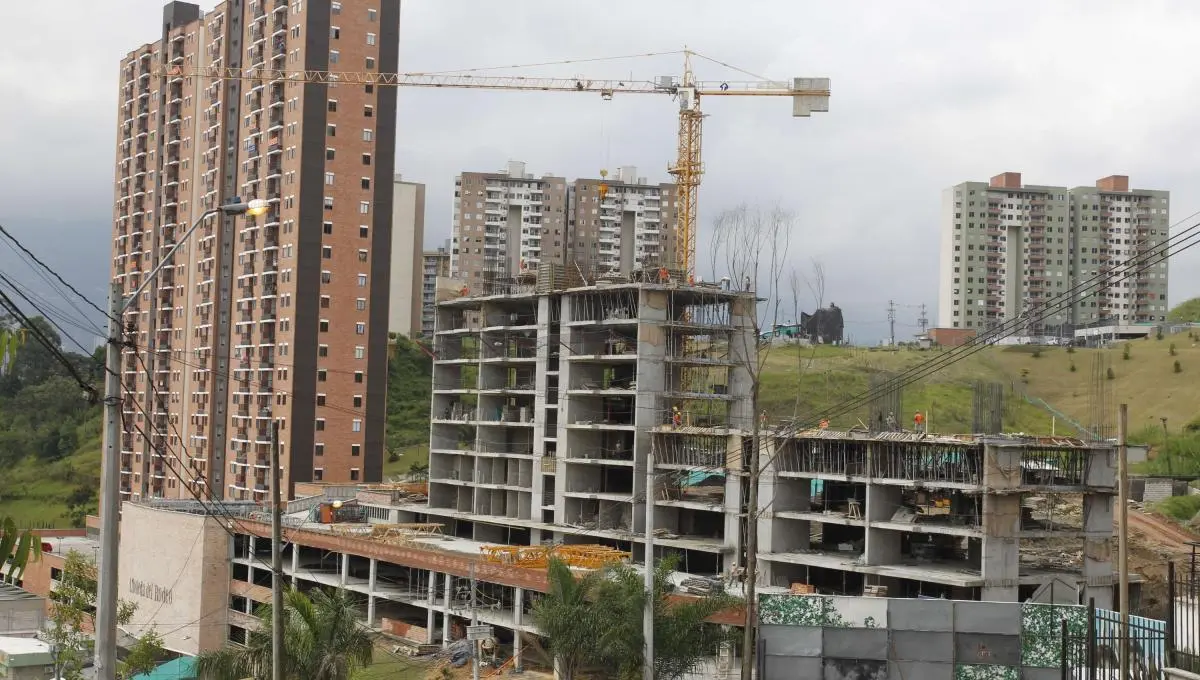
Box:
xmin=1 ymin=0 xmax=1198 ymax=345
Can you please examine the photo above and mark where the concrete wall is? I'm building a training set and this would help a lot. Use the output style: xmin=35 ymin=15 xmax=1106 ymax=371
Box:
xmin=0 ymin=592 xmax=44 ymax=637
xmin=389 ymin=178 xmax=425 ymax=337
xmin=118 ymin=503 xmax=231 ymax=655
xmin=759 ymin=594 xmax=1164 ymax=680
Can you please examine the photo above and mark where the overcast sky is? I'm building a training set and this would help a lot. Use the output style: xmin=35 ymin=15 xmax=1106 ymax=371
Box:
xmin=2 ymin=0 xmax=1199 ymax=346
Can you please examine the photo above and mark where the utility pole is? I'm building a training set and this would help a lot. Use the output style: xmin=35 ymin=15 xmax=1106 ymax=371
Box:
xmin=918 ymin=304 xmax=928 ymax=335
xmin=1117 ymin=403 xmax=1129 ymax=680
xmin=470 ymin=562 xmax=480 ymax=680
xmin=95 ymin=199 xmax=264 ymax=679
xmin=270 ymin=418 xmax=284 ymax=680
xmin=887 ymin=300 xmax=896 ymax=347
xmin=643 ymin=441 xmax=656 ymax=680
xmin=1162 ymin=417 xmax=1172 ymax=476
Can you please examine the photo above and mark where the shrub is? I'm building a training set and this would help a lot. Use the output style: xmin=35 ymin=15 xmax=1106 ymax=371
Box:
xmin=1031 ymin=349 xmax=1042 ymax=358
xmin=1069 ymin=362 xmax=1076 ymax=372
xmin=1123 ymin=344 xmax=1131 ymax=360
xmin=1157 ymin=327 xmax=1165 ymax=340
xmin=1171 ymin=343 xmax=1178 ymax=356
xmin=1175 ymin=360 xmax=1183 ymax=374
xmin=1157 ymin=495 xmax=1200 ymax=522
xmin=1106 ymin=367 xmax=1115 ymax=380
xmin=1066 ymin=345 xmax=1075 ymax=354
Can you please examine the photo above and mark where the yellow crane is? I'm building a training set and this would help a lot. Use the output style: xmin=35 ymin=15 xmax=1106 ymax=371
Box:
xmin=164 ymin=50 xmax=830 ymax=278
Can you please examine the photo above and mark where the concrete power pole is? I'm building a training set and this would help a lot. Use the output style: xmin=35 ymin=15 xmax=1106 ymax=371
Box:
xmin=887 ymin=300 xmax=896 ymax=346
xmin=471 ymin=562 xmax=480 ymax=680
xmin=918 ymin=304 xmax=929 ymax=335
xmin=1117 ymin=404 xmax=1129 ymax=680
xmin=643 ymin=441 xmax=656 ymax=680
xmin=271 ymin=419 xmax=284 ymax=680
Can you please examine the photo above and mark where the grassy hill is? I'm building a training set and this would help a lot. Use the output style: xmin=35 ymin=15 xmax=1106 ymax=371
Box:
xmin=6 ymin=328 xmax=1199 ymax=529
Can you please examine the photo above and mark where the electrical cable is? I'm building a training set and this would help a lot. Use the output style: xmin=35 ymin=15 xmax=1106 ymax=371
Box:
xmin=0 ymin=287 xmax=97 ymax=397
xmin=0 ymin=223 xmax=114 ymax=323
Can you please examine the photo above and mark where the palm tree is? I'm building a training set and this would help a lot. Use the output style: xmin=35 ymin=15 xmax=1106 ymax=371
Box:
xmin=195 ymin=587 xmax=374 ymax=680
xmin=530 ymin=559 xmax=605 ymax=680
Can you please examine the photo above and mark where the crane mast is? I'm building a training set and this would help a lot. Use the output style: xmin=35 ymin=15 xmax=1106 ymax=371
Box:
xmin=163 ymin=51 xmax=829 ymax=279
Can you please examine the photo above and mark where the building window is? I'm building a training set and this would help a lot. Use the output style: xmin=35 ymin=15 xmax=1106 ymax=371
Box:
xmin=326 ymin=124 xmax=336 ymax=136
xmin=329 ymin=50 xmax=340 ymax=64
xmin=359 ymin=226 xmax=369 ymax=238
xmin=361 ymin=177 xmax=370 ymax=190
xmin=365 ymin=57 xmax=376 ymax=70
xmin=353 ymin=395 xmax=363 ymax=408
xmin=324 ymin=196 xmax=334 ymax=209
xmin=314 ymin=468 xmax=324 ymax=481
xmin=331 ymin=1 xmax=341 ymax=13
xmin=362 ymin=129 xmax=373 ymax=142
xmin=354 ymin=345 xmax=365 ymax=359
xmin=324 ymin=172 xmax=335 ymax=185
xmin=351 ymin=444 xmax=361 ymax=457
xmin=354 ymin=371 xmax=364 ymax=384
xmin=366 ymin=32 xmax=376 ymax=45
xmin=355 ymin=298 xmax=366 ymax=311
xmin=317 ymin=394 xmax=326 ymax=406
xmin=319 ymin=320 xmax=329 ymax=332
xmin=317 ymin=369 xmax=327 ymax=382
xmin=363 ymin=105 xmax=373 ymax=118
xmin=352 ymin=419 xmax=362 ymax=432
xmin=350 ymin=468 xmax=359 ymax=481
xmin=318 ymin=345 xmax=328 ymax=357
xmin=326 ymin=148 xmax=335 ymax=161
xmin=320 ymin=295 xmax=331 ymax=308
xmin=367 ymin=8 xmax=376 ymax=21
xmin=323 ymin=221 xmax=333 ymax=234
xmin=362 ymin=153 xmax=371 ymax=165
xmin=357 ymin=273 xmax=367 ymax=286
xmin=316 ymin=419 xmax=325 ymax=431
xmin=320 ymin=271 xmax=331 ymax=284
xmin=315 ymin=444 xmax=324 ymax=456
xmin=327 ymin=100 xmax=337 ymax=113
xmin=359 ymin=201 xmax=370 ymax=213
xmin=355 ymin=322 xmax=365 ymax=335
xmin=322 ymin=245 xmax=332 ymax=259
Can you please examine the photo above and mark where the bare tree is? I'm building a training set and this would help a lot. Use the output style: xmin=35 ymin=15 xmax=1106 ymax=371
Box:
xmin=710 ymin=204 xmax=795 ymax=680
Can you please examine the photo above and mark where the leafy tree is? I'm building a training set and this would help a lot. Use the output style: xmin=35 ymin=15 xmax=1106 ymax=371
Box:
xmin=0 ymin=326 xmax=40 ymax=581
xmin=1168 ymin=297 xmax=1200 ymax=323
xmin=385 ymin=336 xmax=433 ymax=453
xmin=47 ymin=551 xmax=138 ymax=680
xmin=532 ymin=557 xmax=739 ymax=680
xmin=195 ymin=587 xmax=373 ymax=680
xmin=119 ymin=628 xmax=166 ymax=680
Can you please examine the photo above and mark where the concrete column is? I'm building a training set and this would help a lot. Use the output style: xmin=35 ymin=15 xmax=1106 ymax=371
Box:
xmin=340 ymin=552 xmax=349 ymax=586
xmin=864 ymin=485 xmax=902 ymax=566
xmin=367 ymin=559 xmax=378 ymax=625
xmin=513 ymin=587 xmax=524 ymax=671
xmin=443 ymin=574 xmax=453 ymax=646
xmin=426 ymin=570 xmax=437 ymax=644
xmin=1082 ymin=494 xmax=1115 ymax=609
xmin=290 ymin=541 xmax=299 ymax=585
xmin=981 ymin=494 xmax=1021 ymax=601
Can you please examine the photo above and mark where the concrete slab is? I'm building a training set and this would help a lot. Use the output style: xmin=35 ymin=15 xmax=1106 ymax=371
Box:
xmin=954 ymin=601 xmax=1021 ymax=634
xmin=954 ymin=632 xmax=1021 ymax=667
xmin=890 ymin=661 xmax=953 ymax=680
xmin=824 ymin=628 xmax=887 ymax=660
xmin=890 ymin=630 xmax=953 ymax=663
xmin=764 ymin=656 xmax=820 ymax=680
xmin=889 ymin=598 xmax=953 ymax=631
xmin=761 ymin=625 xmax=821 ymax=657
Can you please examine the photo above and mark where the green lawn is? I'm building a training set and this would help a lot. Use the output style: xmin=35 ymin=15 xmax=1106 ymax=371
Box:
xmin=384 ymin=443 xmax=430 ymax=479
xmin=353 ymin=647 xmax=433 ymax=680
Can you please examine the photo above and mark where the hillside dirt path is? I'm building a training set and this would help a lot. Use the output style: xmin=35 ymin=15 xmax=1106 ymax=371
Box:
xmin=1127 ymin=509 xmax=1200 ymax=554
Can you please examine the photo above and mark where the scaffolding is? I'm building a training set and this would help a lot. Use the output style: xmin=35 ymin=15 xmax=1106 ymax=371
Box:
xmin=480 ymin=544 xmax=631 ymax=569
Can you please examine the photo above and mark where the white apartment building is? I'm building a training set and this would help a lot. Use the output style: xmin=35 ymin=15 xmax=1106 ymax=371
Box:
xmin=939 ymin=172 xmax=1169 ymax=335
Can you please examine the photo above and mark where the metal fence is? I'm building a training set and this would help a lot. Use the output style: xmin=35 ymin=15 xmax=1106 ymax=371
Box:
xmin=1168 ymin=559 xmax=1200 ymax=674
xmin=1060 ymin=601 xmax=1167 ymax=679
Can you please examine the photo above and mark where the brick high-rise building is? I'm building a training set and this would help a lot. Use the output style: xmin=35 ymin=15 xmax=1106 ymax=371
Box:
xmin=110 ymin=0 xmax=399 ymax=501
xmin=450 ymin=162 xmax=678 ymax=289
xmin=938 ymin=172 xmax=1169 ymax=335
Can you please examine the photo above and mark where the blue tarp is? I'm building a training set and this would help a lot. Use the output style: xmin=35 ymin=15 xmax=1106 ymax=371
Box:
xmin=131 ymin=657 xmax=196 ymax=680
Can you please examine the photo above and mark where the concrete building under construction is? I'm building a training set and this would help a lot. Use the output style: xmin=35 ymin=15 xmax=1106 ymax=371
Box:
xmin=758 ymin=429 xmax=1116 ymax=607
xmin=426 ymin=267 xmax=757 ymax=572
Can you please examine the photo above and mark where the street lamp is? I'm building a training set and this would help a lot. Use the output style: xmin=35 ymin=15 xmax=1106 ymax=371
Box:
xmin=94 ymin=198 xmax=267 ymax=678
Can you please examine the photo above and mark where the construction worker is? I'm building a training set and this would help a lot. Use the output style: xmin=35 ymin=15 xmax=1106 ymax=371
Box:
xmin=886 ymin=411 xmax=898 ymax=432
xmin=672 ymin=405 xmax=682 ymax=429
xmin=819 ymin=416 xmax=830 ymax=429
xmin=914 ymin=410 xmax=925 ymax=433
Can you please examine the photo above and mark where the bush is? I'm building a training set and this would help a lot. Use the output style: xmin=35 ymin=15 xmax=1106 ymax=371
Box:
xmin=1066 ymin=345 xmax=1075 ymax=354
xmin=1123 ymin=344 xmax=1131 ymax=360
xmin=1106 ymin=367 xmax=1115 ymax=380
xmin=1031 ymin=349 xmax=1042 ymax=358
xmin=1175 ymin=360 xmax=1183 ymax=374
xmin=1171 ymin=343 xmax=1178 ymax=356
xmin=1157 ymin=327 xmax=1165 ymax=340
xmin=1069 ymin=362 xmax=1076 ymax=373
xmin=1156 ymin=495 xmax=1200 ymax=522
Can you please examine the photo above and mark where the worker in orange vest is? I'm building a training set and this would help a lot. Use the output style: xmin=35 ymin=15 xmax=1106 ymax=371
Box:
xmin=913 ymin=410 xmax=925 ymax=433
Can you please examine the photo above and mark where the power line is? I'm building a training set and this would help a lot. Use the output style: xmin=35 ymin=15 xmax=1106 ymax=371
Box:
xmin=0 ymin=223 xmax=113 ymax=323
xmin=0 ymin=287 xmax=96 ymax=397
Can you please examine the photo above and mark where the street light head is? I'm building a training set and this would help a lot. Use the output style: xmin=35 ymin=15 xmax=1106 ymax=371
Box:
xmin=245 ymin=199 xmax=269 ymax=217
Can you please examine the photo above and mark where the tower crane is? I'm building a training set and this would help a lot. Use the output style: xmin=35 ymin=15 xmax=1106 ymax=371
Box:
xmin=164 ymin=50 xmax=831 ymax=279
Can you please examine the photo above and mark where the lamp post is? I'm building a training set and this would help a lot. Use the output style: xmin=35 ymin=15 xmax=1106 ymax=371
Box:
xmin=94 ymin=199 xmax=267 ymax=678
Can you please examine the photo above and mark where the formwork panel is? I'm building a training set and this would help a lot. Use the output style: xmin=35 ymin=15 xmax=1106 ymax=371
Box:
xmin=889 ymin=598 xmax=952 ymax=631
xmin=764 ymin=656 xmax=820 ymax=680
xmin=890 ymin=630 xmax=953 ymax=663
xmin=824 ymin=629 xmax=887 ymax=660
xmin=760 ymin=625 xmax=821 ymax=657
xmin=954 ymin=633 xmax=1021 ymax=667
